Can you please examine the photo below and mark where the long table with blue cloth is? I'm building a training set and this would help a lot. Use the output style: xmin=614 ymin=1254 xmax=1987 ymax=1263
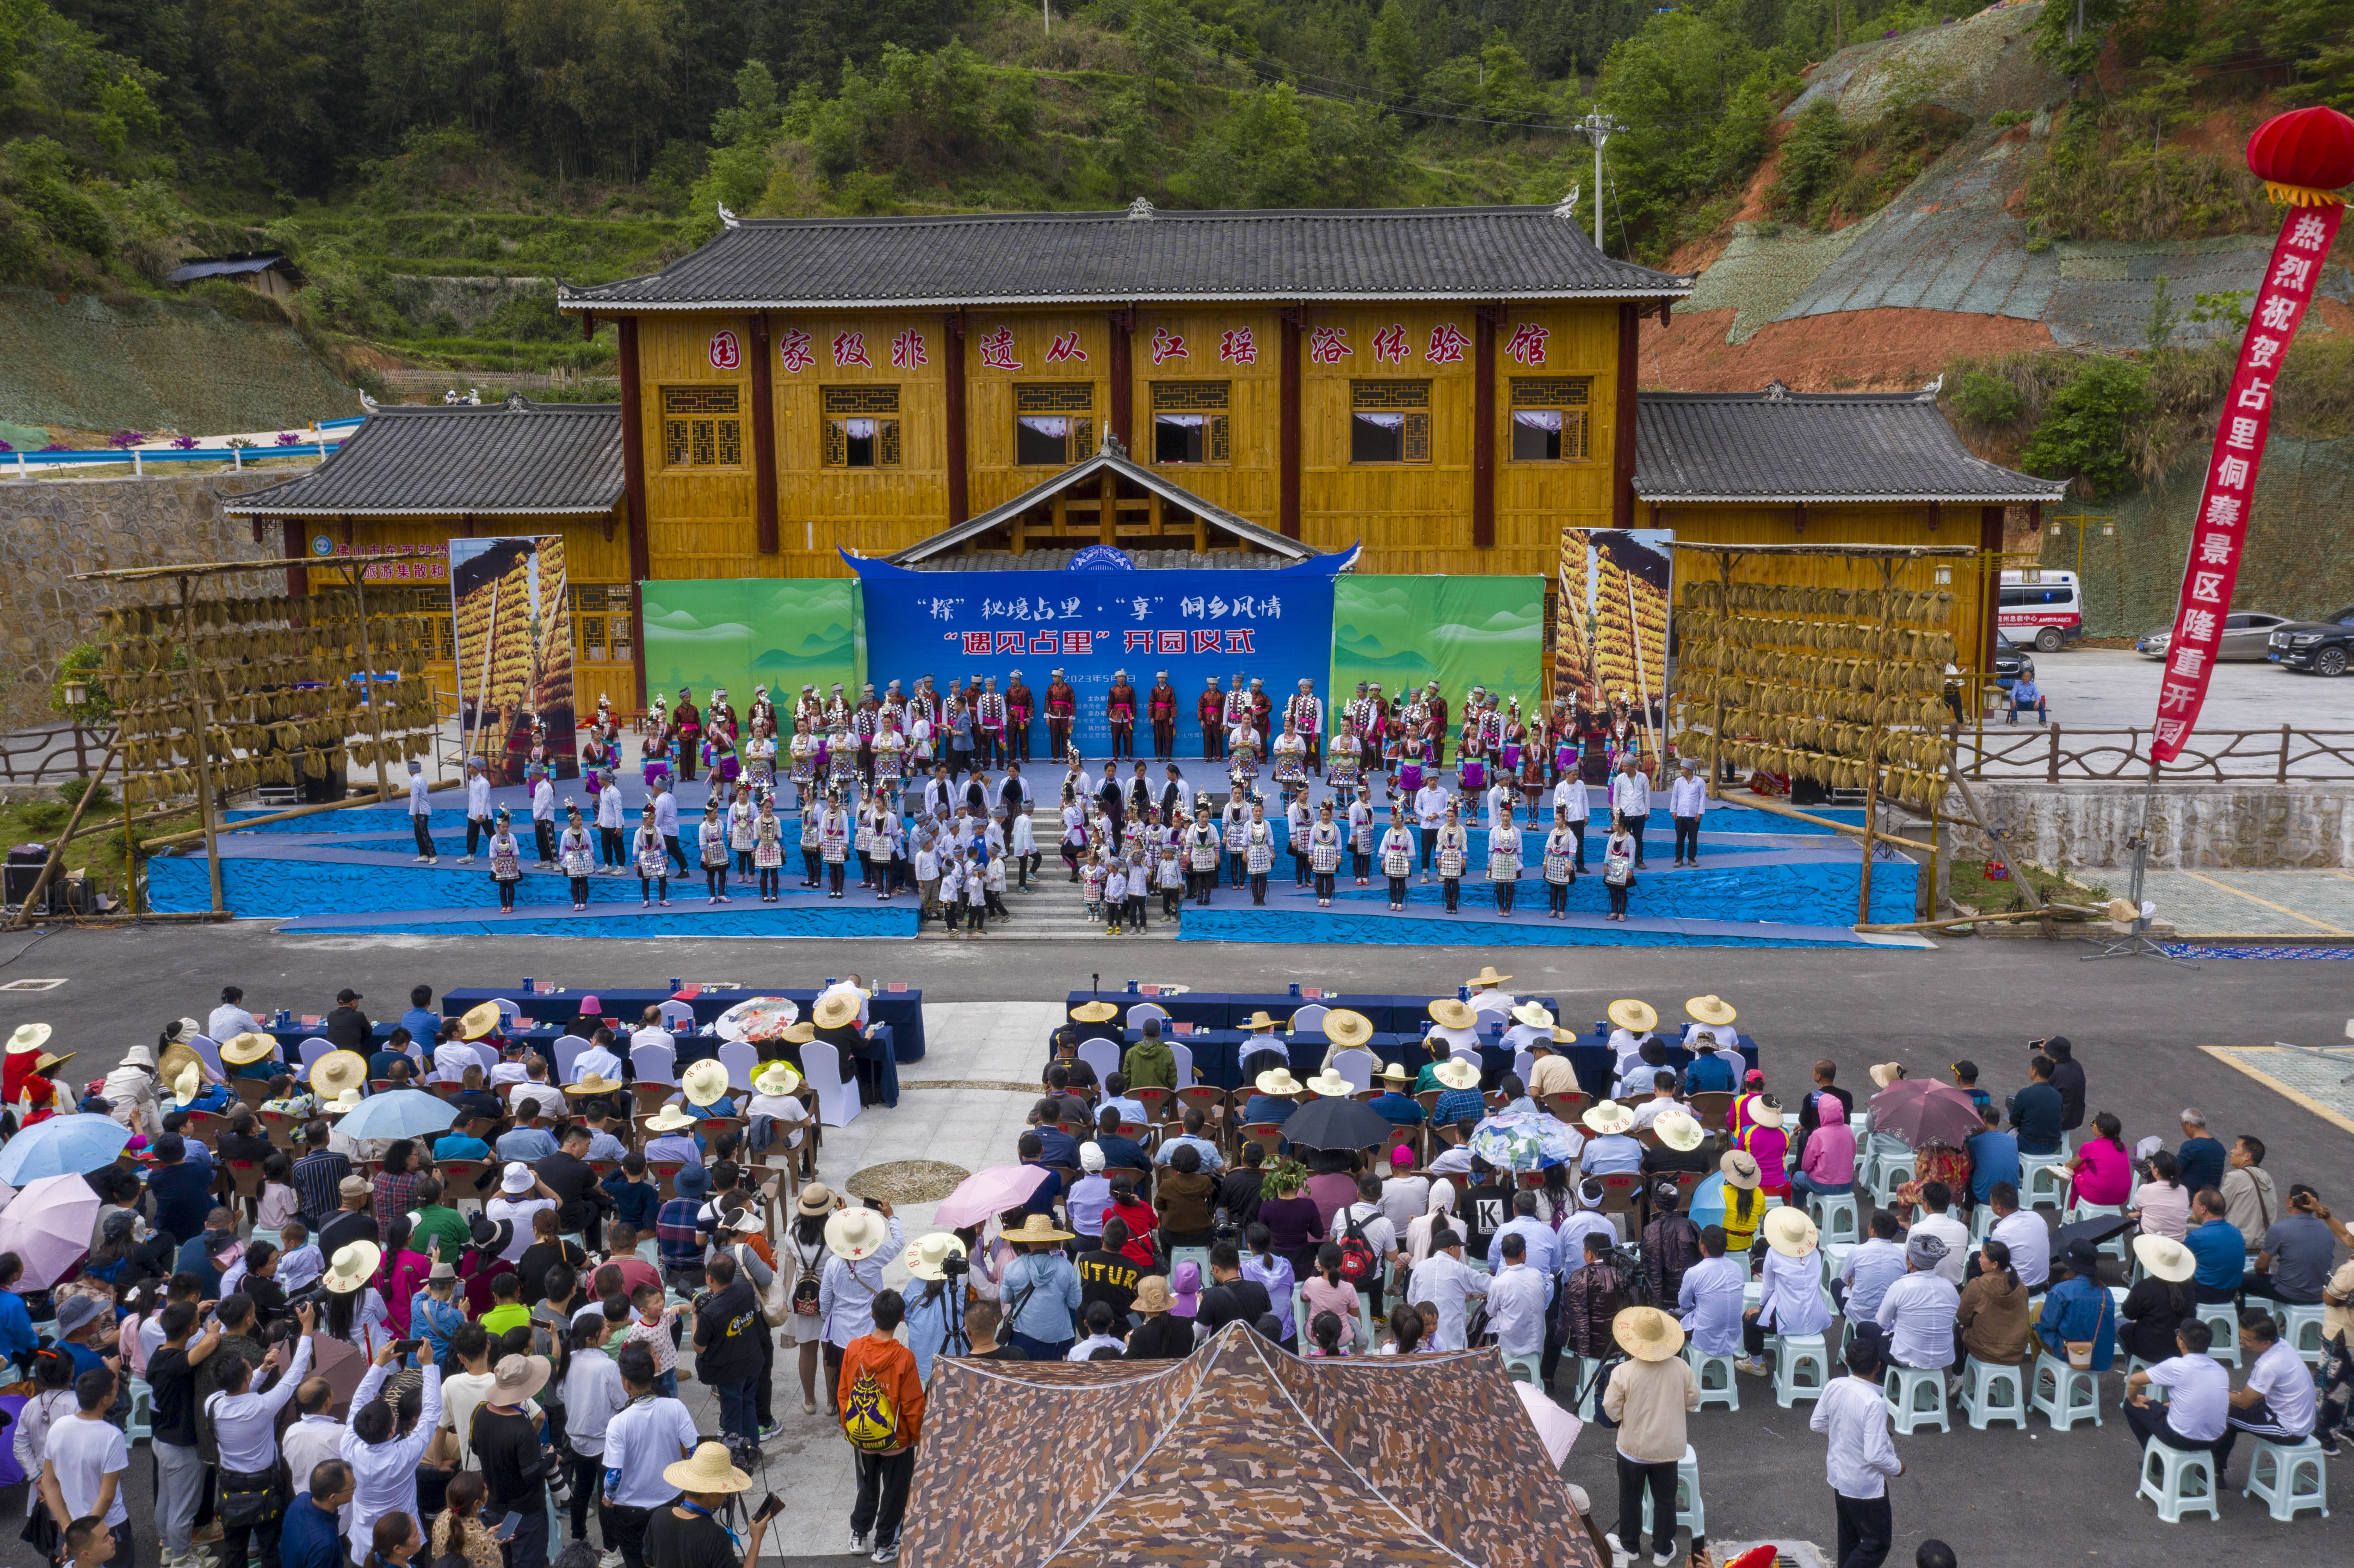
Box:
xmin=442 ymin=986 xmax=928 ymax=1061
xmin=1063 ymin=991 xmax=1755 ymax=1098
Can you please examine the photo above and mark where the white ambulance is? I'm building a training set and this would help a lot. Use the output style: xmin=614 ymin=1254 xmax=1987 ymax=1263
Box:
xmin=1997 ymin=570 xmax=2083 ymax=654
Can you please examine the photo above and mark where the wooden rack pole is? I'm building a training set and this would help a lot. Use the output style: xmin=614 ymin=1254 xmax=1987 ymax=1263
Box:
xmin=121 ymin=755 xmax=138 ymax=917
xmin=342 ymin=562 xmax=393 ymax=800
xmin=178 ymin=577 xmax=226 ymax=916
xmin=138 ymin=778 xmax=461 ymax=848
xmin=1706 ymin=553 xmax=1734 ymax=800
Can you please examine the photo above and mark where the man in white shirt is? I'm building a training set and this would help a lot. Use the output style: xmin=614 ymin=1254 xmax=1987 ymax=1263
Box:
xmin=2214 ymin=1310 xmax=2316 ymax=1482
xmin=819 ymin=975 xmax=872 ymax=1029
xmin=1551 ymin=773 xmax=1590 ymax=871
xmin=430 ymin=1033 xmax=480 ymax=1086
xmin=1667 ymin=757 xmax=1707 ymax=867
xmin=561 ymin=1310 xmax=630 ymax=1552
xmin=1412 ymin=779 xmax=1448 ymax=880
xmin=1677 ymin=1229 xmax=1748 ymax=1356
xmin=337 ymin=1351 xmax=444 ymax=1562
xmin=1555 ymin=1186 xmax=1618 ymax=1275
xmin=280 ymin=1379 xmax=349 ymax=1533
xmin=209 ymin=986 xmax=264 ymax=1045
xmin=1379 ymin=1158 xmax=1430 ymax=1237
xmin=602 ymin=1342 xmax=702 ymax=1568
xmin=2125 ymin=1319 xmax=2234 ymax=1461
xmin=1404 ymin=1226 xmax=1490 ymax=1351
xmin=1500 ymin=1001 xmax=1554 ymax=1057
xmin=1486 ymin=1193 xmax=1561 ymax=1279
xmin=652 ymin=782 xmax=683 ymax=874
xmin=488 ymin=1040 xmax=532 ymax=1088
xmin=39 ymin=1367 xmax=133 ymax=1564
xmin=406 ymin=760 xmax=437 ymax=863
xmin=570 ymin=1030 xmax=624 ymax=1084
xmin=1908 ymin=1182 xmax=1971 ymax=1286
xmin=531 ymin=773 xmax=557 ymax=865
xmin=202 ymin=1305 xmax=319 ymax=1567
xmin=1986 ymin=1190 xmax=2051 ymax=1290
xmin=461 ymin=756 xmax=491 ymax=862
xmin=1810 ymin=1335 xmax=1904 ymax=1568
xmin=439 ymin=1322 xmax=536 ymax=1472
xmin=1873 ymin=1235 xmax=1961 ymax=1371
xmin=1486 ymin=1234 xmax=1551 ymax=1358
xmin=1608 ymin=753 xmax=1651 ymax=867
xmin=1836 ymin=1212 xmax=1911 ymax=1321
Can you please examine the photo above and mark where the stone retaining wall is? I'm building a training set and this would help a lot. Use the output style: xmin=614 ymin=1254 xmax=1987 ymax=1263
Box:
xmin=1944 ymin=779 xmax=2354 ymax=868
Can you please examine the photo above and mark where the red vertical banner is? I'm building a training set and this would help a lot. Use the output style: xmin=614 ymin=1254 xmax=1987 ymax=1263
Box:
xmin=2151 ymin=113 xmax=2349 ymax=762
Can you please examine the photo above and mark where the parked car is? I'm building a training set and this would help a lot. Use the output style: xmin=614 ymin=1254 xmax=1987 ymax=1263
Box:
xmin=2269 ymin=605 xmax=2354 ymax=676
xmin=2139 ymin=612 xmax=2292 ymax=661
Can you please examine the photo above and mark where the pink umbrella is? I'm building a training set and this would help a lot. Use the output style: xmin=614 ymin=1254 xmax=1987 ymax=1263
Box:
xmin=0 ymin=1172 xmax=103 ymax=1288
xmin=932 ymin=1164 xmax=1050 ymax=1230
xmin=1513 ymin=1380 xmax=1583 ymax=1470
xmin=1867 ymin=1079 xmax=1982 ymax=1150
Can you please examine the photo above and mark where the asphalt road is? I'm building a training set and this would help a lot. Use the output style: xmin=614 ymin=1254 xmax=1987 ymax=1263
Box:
xmin=8 ymin=920 xmax=2351 ymax=1564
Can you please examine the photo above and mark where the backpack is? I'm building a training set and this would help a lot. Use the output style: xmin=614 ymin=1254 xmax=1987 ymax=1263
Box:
xmin=842 ymin=1362 xmax=902 ymax=1453
xmin=1337 ymin=1208 xmax=1379 ymax=1288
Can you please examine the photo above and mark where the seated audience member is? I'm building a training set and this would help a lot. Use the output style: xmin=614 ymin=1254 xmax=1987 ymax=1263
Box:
xmin=1245 ymin=1068 xmax=1307 ymax=1128
xmin=2214 ymin=1308 xmax=2316 ymax=1481
xmin=1088 ymin=1108 xmax=1153 ymax=1173
xmin=2035 ymin=1240 xmax=2117 ymax=1371
xmin=1835 ymin=1210 xmax=1907 ymax=1321
xmin=2174 ymin=1109 xmax=2226 ymax=1195
xmin=1788 ymin=1108 xmax=1855 ymax=1198
xmin=1965 ymin=1106 xmax=2019 ymax=1207
xmin=1873 ymin=1234 xmax=1961 ymax=1372
xmin=2008 ymin=1056 xmax=2065 ymax=1156
xmin=1984 ymin=1184 xmax=2049 ymax=1292
xmin=1367 ymin=1064 xmax=1425 ymax=1125
xmin=2120 ymin=1234 xmax=2197 ymax=1365
xmin=1954 ymin=1238 xmax=2034 ymax=1370
xmin=1153 ymin=1109 xmax=1225 ymax=1174
xmin=2184 ymin=1188 xmax=2247 ymax=1304
xmin=2063 ymin=1111 xmax=2134 ymax=1210
xmin=1676 ymin=1225 xmax=1747 ymax=1359
xmin=2244 ymin=1183 xmax=2334 ymax=1305
xmin=2129 ymin=1149 xmax=2191 ymax=1242
xmin=2124 ymin=1318 xmax=2232 ymax=1462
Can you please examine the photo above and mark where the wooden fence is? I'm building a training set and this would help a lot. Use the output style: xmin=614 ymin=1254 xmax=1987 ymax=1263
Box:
xmin=1957 ymin=725 xmax=2354 ymax=783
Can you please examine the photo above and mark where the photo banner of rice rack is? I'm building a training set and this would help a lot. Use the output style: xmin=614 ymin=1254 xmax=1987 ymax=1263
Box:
xmin=449 ymin=535 xmax=577 ymax=786
xmin=1556 ymin=527 xmax=1672 ymax=738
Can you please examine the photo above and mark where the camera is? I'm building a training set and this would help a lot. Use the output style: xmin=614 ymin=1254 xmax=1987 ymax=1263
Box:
xmin=939 ymin=1253 xmax=969 ymax=1277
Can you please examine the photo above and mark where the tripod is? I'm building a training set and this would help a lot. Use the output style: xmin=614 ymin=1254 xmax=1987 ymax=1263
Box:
xmin=2081 ymin=766 xmax=2196 ymax=967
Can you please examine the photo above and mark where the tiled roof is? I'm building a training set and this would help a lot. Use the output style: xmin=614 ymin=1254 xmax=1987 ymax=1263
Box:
xmin=560 ymin=204 xmax=1689 ymax=310
xmin=223 ymin=399 xmax=623 ymax=517
xmin=1635 ymin=389 xmax=2069 ymax=504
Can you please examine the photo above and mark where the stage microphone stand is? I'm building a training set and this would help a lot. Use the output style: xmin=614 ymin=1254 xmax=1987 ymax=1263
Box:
xmin=2081 ymin=762 xmax=2195 ymax=967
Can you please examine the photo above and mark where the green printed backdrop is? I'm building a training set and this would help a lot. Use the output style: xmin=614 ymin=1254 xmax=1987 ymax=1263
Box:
xmin=639 ymin=580 xmax=865 ymax=708
xmin=1329 ymin=575 xmax=1545 ymax=713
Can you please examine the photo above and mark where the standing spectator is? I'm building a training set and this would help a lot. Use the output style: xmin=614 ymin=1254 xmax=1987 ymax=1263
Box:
xmin=202 ymin=1305 xmax=319 ymax=1568
xmin=691 ymin=1253 xmax=763 ymax=1453
xmin=1811 ymin=1335 xmax=1905 ymax=1568
xmin=38 ymin=1368 xmax=133 ymax=1568
xmin=601 ymin=1344 xmax=699 ymax=1568
xmin=145 ymin=1300 xmax=216 ymax=1568
xmin=818 ymin=1203 xmax=906 ymax=1407
xmin=839 ymin=1290 xmax=924 ymax=1564
xmin=562 ymin=1308 xmax=627 ymax=1557
xmin=645 ymin=1444 xmax=775 ymax=1567
xmin=1602 ymin=1307 xmax=1704 ymax=1568
xmin=1666 ymin=756 xmax=1705 ymax=867
xmin=469 ymin=1355 xmax=553 ymax=1568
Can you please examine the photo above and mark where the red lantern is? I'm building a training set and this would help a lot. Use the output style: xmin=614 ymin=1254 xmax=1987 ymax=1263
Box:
xmin=2245 ymin=106 xmax=2354 ymax=206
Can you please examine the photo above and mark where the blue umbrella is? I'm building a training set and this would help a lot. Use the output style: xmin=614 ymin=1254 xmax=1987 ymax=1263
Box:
xmin=329 ymin=1089 xmax=457 ymax=1141
xmin=0 ymin=1113 xmax=131 ymax=1186
xmin=1687 ymin=1171 xmax=1728 ymax=1230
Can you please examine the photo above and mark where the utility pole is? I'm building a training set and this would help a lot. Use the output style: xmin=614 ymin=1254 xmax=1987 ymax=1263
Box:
xmin=1575 ymin=113 xmax=1626 ymax=254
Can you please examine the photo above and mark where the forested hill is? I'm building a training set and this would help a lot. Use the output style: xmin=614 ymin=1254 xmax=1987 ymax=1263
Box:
xmin=0 ymin=0 xmax=2347 ymax=391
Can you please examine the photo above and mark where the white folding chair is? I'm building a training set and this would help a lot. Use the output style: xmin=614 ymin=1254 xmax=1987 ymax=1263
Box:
xmin=631 ymin=1039 xmax=678 ymax=1086
xmin=718 ymin=1040 xmax=758 ymax=1094
xmin=1125 ymin=1002 xmax=1170 ymax=1028
xmin=188 ymin=1033 xmax=226 ymax=1078
xmin=295 ymin=1037 xmax=334 ymax=1082
xmin=1332 ymin=1048 xmax=1375 ymax=1096
xmin=552 ymin=1035 xmax=592 ymax=1082
xmin=1169 ymin=1041 xmax=1194 ymax=1088
xmin=801 ymin=1041 xmax=862 ymax=1127
xmin=657 ymin=999 xmax=697 ymax=1031
xmin=1289 ymin=1004 xmax=1329 ymax=1036
xmin=1077 ymin=1037 xmax=1121 ymax=1088
xmin=1512 ymin=1049 xmax=1536 ymax=1087
xmin=469 ymin=1041 xmax=502 ymax=1075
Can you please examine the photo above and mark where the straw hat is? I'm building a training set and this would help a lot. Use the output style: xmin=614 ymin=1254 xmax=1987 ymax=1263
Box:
xmin=1746 ymin=1095 xmax=1785 ymax=1131
xmin=1764 ymin=1206 xmax=1819 ymax=1258
xmin=781 ymin=1020 xmax=815 ymax=1045
xmin=1132 ymin=1275 xmax=1175 ymax=1313
xmin=488 ymin=1352 xmax=552 ymax=1405
xmin=1685 ymin=995 xmax=1738 ymax=1026
xmin=643 ymin=1104 xmax=697 ymax=1133
xmin=170 ymin=1064 xmax=201 ymax=1102
xmin=6 ymin=1023 xmax=51 ymax=1055
xmin=1002 ymin=1212 xmax=1074 ymax=1245
xmin=221 ymin=1031 xmax=278 ymax=1066
xmin=825 ymin=1206 xmax=894 ymax=1261
xmin=158 ymin=1041 xmax=203 ymax=1084
xmin=311 ymin=1051 xmax=368 ymax=1098
xmin=566 ymin=1073 xmax=625 ymax=1098
xmin=2133 ymin=1233 xmax=2196 ymax=1283
xmin=663 ymin=1441 xmax=751 ymax=1496
xmin=1549 ymin=1027 xmax=1576 ymax=1045
xmin=813 ymin=992 xmax=862 ymax=1030
xmin=1612 ymin=1305 xmax=1686 ymax=1363
xmin=1510 ymin=1001 xmax=1555 ymax=1029
xmin=1376 ymin=1062 xmax=1415 ymax=1085
xmin=1254 ymin=1067 xmax=1306 ymax=1096
xmin=1607 ymin=999 xmax=1658 ymax=1033
xmin=1583 ymin=1101 xmax=1635 ymax=1135
xmin=1869 ymin=1062 xmax=1906 ymax=1089
xmin=1465 ymin=966 xmax=1513 ymax=989
xmin=1427 ymin=999 xmax=1475 ymax=1031
xmin=796 ymin=1183 xmax=838 ymax=1216
xmin=1720 ymin=1149 xmax=1762 ymax=1189
xmin=1240 ymin=1011 xmax=1278 ymax=1032
xmin=1070 ymin=1000 xmax=1120 ymax=1024
xmin=1322 ymin=1010 xmax=1374 ymax=1048
xmin=681 ymin=1059 xmax=731 ymax=1105
xmin=1653 ymin=1112 xmax=1705 ymax=1152
xmin=32 ymin=1049 xmax=72 ymax=1075
xmin=322 ymin=1239 xmax=382 ymax=1293
xmin=457 ymin=1003 xmax=504 ymax=1041
xmin=1432 ymin=1058 xmax=1480 ymax=1091
xmin=893 ymin=1232 xmax=965 ymax=1283
xmin=1304 ymin=1069 xmax=1354 ymax=1098
xmin=752 ymin=1063 xmax=803 ymax=1097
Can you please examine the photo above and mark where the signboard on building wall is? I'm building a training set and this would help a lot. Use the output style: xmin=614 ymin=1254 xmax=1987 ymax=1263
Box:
xmin=450 ymin=536 xmax=576 ymax=785
xmin=1329 ymin=576 xmax=1545 ymax=720
xmin=1556 ymin=528 xmax=1672 ymax=718
xmin=310 ymin=536 xmax=449 ymax=582
xmin=639 ymin=580 xmax=866 ymax=716
xmin=846 ymin=548 xmax=1356 ymax=755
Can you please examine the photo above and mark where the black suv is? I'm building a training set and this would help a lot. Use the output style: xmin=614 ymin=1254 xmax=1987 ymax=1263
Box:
xmin=2268 ymin=605 xmax=2354 ymax=676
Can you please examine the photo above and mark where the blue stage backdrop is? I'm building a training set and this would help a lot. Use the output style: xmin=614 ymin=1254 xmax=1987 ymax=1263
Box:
xmin=846 ymin=547 xmax=1358 ymax=756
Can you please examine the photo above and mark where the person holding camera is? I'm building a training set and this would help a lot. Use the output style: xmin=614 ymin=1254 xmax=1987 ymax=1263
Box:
xmin=203 ymin=1300 xmax=319 ymax=1568
xmin=645 ymin=1442 xmax=776 ymax=1568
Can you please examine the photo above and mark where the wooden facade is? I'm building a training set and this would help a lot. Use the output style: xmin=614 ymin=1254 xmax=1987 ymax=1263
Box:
xmin=600 ymin=300 xmax=1631 ymax=585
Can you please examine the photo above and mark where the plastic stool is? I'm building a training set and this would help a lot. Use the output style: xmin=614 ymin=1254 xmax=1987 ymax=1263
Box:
xmin=2064 ymin=1201 xmax=2128 ymax=1259
xmin=1169 ymin=1245 xmax=1213 ymax=1281
xmin=1969 ymin=1204 xmax=1997 ymax=1243
xmin=1502 ymin=1352 xmax=1544 ymax=1387
xmin=2242 ymin=1435 xmax=2329 ymax=1521
xmin=1808 ymin=1189 xmax=1860 ymax=1246
xmin=1820 ymin=1241 xmax=1852 ymax=1291
xmin=2022 ymin=1156 xmax=2067 ymax=1210
xmin=2195 ymin=1303 xmax=2242 ymax=1367
xmin=1771 ymin=1333 xmax=1830 ymax=1408
xmin=126 ymin=1376 xmax=153 ymax=1443
xmin=2124 ymin=1356 xmax=2170 ymax=1404
xmin=2279 ymin=1303 xmax=2327 ymax=1366
xmin=1958 ymin=1356 xmax=2026 ymax=1430
xmin=2030 ymin=1352 xmax=2103 ymax=1430
xmin=1683 ymin=1343 xmax=1739 ymax=1411
xmin=2136 ymin=1438 xmax=2220 ymax=1523
xmin=1637 ymin=1445 xmax=1706 ymax=1540
xmin=1867 ymin=1160 xmax=1913 ymax=1210
xmin=1883 ymin=1364 xmax=1951 ymax=1434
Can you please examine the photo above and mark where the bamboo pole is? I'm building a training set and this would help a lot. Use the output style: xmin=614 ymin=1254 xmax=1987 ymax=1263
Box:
xmin=5 ymin=726 xmax=121 ymax=930
xmin=339 ymin=561 xmax=392 ymax=800
xmin=1858 ymin=727 xmax=1880 ymax=923
xmin=179 ymin=577 xmax=226 ymax=916
xmin=121 ymin=756 xmax=138 ymax=917
xmin=1731 ymin=793 xmax=1936 ymax=855
xmin=1706 ymin=552 xmax=1734 ymax=801
xmin=1858 ymin=903 xmax=2107 ymax=935
xmin=139 ymin=777 xmax=462 ymax=849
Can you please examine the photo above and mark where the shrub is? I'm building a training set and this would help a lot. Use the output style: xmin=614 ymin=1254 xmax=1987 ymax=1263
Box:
xmin=2019 ymin=357 xmax=2152 ymax=498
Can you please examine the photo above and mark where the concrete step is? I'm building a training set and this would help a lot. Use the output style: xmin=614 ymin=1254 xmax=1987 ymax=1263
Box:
xmin=916 ymin=877 xmax=1180 ymax=939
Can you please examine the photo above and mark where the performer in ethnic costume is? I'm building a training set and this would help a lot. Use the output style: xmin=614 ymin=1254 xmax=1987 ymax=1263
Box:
xmin=1148 ymin=671 xmax=1177 ymax=761
xmin=1543 ymin=805 xmax=1579 ymax=918
xmin=1271 ymin=715 xmax=1309 ymax=799
xmin=820 ymin=790 xmax=851 ymax=898
xmin=1005 ymin=668 xmax=1034 ymax=763
xmin=1199 ymin=675 xmax=1226 ymax=762
xmin=1379 ymin=806 xmax=1416 ymax=911
xmin=727 ymin=784 xmax=758 ymax=877
xmin=1186 ymin=800 xmax=1221 ymax=905
xmin=753 ymin=795 xmax=784 ymax=901
xmin=976 ymin=676 xmax=1007 ymax=771
xmin=1326 ymin=718 xmax=1363 ymax=791
xmin=559 ymin=801 xmax=595 ymax=911
xmin=698 ymin=797 xmax=731 ymax=903
xmin=1244 ymin=798 xmax=1275 ymax=906
xmin=1489 ymin=804 xmax=1522 ymax=916
xmin=1044 ymin=669 xmax=1077 ymax=763
xmin=1306 ymin=800 xmax=1342 ymax=908
xmin=1347 ymin=784 xmax=1376 ymax=886
xmin=489 ymin=808 xmax=524 ymax=913
xmin=1222 ymin=788 xmax=1251 ymax=888
xmin=1105 ymin=670 xmax=1137 ymax=763
xmin=1433 ymin=800 xmax=1469 ymax=914
xmin=635 ymin=806 xmax=670 ymax=907
xmin=1287 ymin=679 xmax=1324 ymax=774
xmin=674 ymin=688 xmax=702 ymax=782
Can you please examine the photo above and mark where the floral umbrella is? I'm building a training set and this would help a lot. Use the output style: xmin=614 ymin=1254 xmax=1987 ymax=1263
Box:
xmin=1466 ymin=1110 xmax=1579 ymax=1171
